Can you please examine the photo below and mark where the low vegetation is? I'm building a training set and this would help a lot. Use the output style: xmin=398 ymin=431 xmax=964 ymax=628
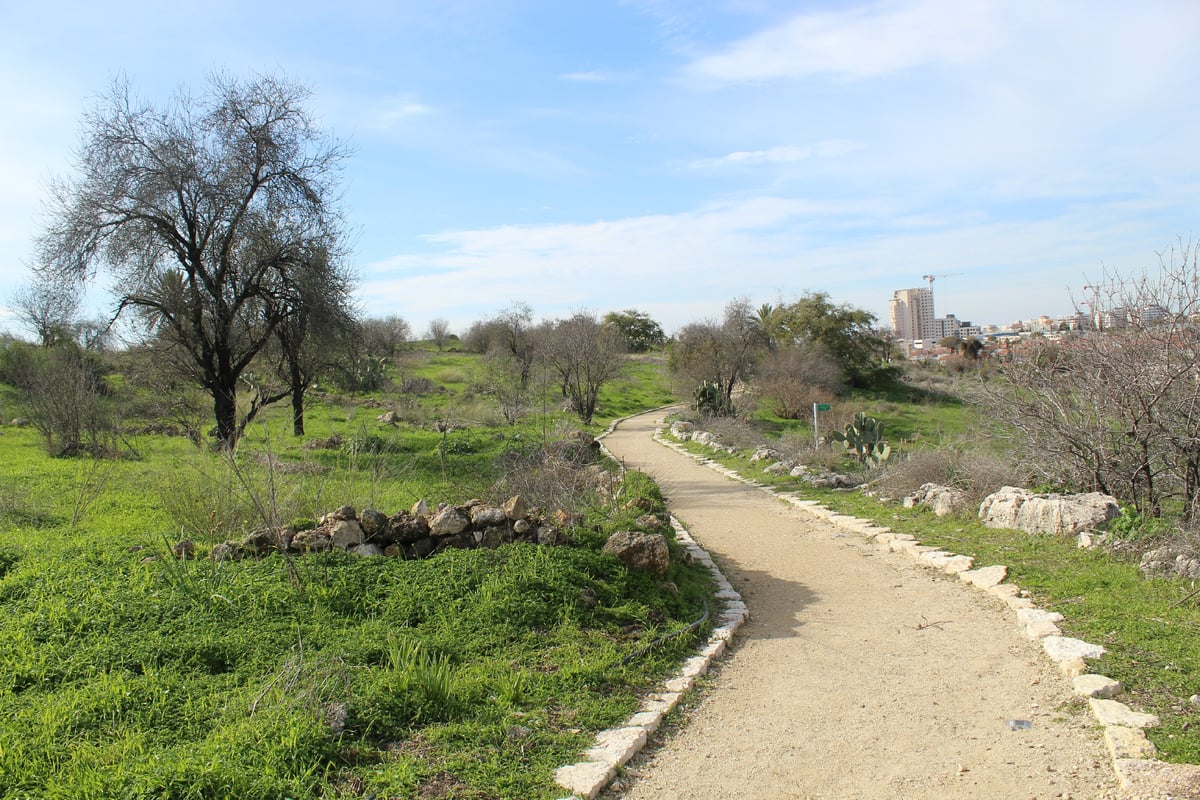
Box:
xmin=0 ymin=343 xmax=706 ymax=800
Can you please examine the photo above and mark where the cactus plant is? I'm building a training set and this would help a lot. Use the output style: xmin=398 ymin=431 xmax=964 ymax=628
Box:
xmin=828 ymin=411 xmax=892 ymax=466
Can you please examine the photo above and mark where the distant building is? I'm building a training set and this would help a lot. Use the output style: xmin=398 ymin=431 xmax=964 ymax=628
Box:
xmin=889 ymin=287 xmax=935 ymax=341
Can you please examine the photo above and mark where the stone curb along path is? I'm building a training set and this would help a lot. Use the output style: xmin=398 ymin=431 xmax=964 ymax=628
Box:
xmin=552 ymin=411 xmax=1200 ymax=800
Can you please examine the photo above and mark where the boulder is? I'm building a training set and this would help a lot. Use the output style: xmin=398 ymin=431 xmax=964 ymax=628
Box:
xmin=1140 ymin=544 xmax=1200 ymax=580
xmin=242 ymin=526 xmax=289 ymax=554
xmin=429 ymin=506 xmax=470 ymax=537
xmin=603 ymin=531 xmax=670 ymax=577
xmin=503 ymin=495 xmax=528 ymax=521
xmin=376 ymin=410 xmax=399 ymax=424
xmin=904 ymin=483 xmax=969 ymax=517
xmin=359 ymin=508 xmax=388 ymax=537
xmin=669 ymin=421 xmax=694 ymax=440
xmin=978 ymin=486 xmax=1120 ymax=535
xmin=388 ymin=512 xmax=430 ymax=543
xmin=291 ymin=528 xmax=332 ymax=552
xmin=750 ymin=447 xmax=782 ymax=463
xmin=471 ymin=505 xmax=508 ymax=527
xmin=325 ymin=505 xmax=357 ymax=523
xmin=329 ymin=519 xmax=364 ymax=549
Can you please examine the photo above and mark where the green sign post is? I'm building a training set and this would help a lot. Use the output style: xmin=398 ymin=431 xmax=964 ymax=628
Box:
xmin=812 ymin=403 xmax=831 ymax=447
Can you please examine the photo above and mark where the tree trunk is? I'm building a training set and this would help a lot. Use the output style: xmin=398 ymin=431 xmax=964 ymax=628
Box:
xmin=291 ymin=364 xmax=306 ymax=437
xmin=213 ymin=382 xmax=239 ymax=450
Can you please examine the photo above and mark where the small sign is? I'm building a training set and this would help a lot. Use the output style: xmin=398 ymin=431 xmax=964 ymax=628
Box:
xmin=815 ymin=403 xmax=831 ymax=411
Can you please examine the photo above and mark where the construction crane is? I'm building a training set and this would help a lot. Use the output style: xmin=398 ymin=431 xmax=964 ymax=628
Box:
xmin=922 ymin=273 xmax=961 ymax=288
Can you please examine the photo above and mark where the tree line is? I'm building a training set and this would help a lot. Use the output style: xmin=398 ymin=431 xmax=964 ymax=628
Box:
xmin=3 ymin=69 xmax=911 ymax=455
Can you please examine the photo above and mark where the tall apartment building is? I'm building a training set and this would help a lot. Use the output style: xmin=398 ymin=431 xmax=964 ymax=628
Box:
xmin=889 ymin=287 xmax=935 ymax=341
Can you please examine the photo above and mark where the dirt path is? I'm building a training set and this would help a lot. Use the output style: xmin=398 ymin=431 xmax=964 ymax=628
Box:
xmin=600 ymin=408 xmax=1119 ymax=800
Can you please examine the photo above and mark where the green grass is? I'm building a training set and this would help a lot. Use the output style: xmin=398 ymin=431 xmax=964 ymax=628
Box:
xmin=0 ymin=355 xmax=703 ymax=799
xmin=670 ymin=430 xmax=1200 ymax=764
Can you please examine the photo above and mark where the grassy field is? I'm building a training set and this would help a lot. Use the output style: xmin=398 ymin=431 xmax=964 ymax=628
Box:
xmin=0 ymin=350 xmax=709 ymax=799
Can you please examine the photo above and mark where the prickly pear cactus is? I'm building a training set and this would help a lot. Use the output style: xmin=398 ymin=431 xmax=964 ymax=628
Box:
xmin=829 ymin=412 xmax=891 ymax=465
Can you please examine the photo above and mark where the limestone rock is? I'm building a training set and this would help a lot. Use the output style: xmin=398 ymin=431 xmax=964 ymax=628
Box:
xmin=428 ymin=506 xmax=469 ymax=537
xmin=1074 ymin=673 xmax=1123 ymax=699
xmin=502 ymin=495 xmax=528 ymax=521
xmin=603 ymin=530 xmax=670 ymax=577
xmin=959 ymin=564 xmax=1008 ymax=589
xmin=470 ymin=505 xmax=507 ymax=527
xmin=903 ymin=483 xmax=969 ymax=517
xmin=978 ymin=486 xmax=1119 ymax=535
xmin=750 ymin=447 xmax=782 ymax=463
xmin=1090 ymin=698 xmax=1161 ymax=728
xmin=1140 ymin=543 xmax=1200 ymax=579
xmin=1105 ymin=726 xmax=1157 ymax=759
xmin=329 ymin=519 xmax=364 ymax=549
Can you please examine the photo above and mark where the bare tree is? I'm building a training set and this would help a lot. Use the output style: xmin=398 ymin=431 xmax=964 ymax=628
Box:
xmin=539 ymin=312 xmax=626 ymax=424
xmin=2 ymin=342 xmax=112 ymax=456
xmin=361 ymin=315 xmax=411 ymax=359
xmin=481 ymin=351 xmax=531 ymax=424
xmin=271 ymin=248 xmax=358 ymax=435
xmin=9 ymin=281 xmax=81 ymax=347
xmin=426 ymin=318 xmax=451 ymax=351
xmin=979 ymin=239 xmax=1200 ymax=518
xmin=35 ymin=72 xmax=350 ymax=449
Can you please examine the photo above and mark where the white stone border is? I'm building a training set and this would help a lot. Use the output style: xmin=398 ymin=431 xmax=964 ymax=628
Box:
xmin=553 ymin=517 xmax=745 ymax=800
xmin=551 ymin=417 xmax=748 ymax=800
xmin=650 ymin=425 xmax=1190 ymax=794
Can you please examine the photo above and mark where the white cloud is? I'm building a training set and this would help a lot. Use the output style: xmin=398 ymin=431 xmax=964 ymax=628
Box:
xmin=366 ymin=96 xmax=435 ymax=131
xmin=687 ymin=0 xmax=999 ymax=82
xmin=356 ymin=191 xmax=1185 ymax=335
xmin=559 ymin=70 xmax=627 ymax=83
xmin=692 ymin=140 xmax=863 ymax=168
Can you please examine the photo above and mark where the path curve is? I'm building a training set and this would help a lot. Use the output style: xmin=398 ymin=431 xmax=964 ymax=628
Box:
xmin=601 ymin=408 xmax=1119 ymax=800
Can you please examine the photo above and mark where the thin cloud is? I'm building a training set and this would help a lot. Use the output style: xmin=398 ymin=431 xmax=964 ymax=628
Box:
xmin=692 ymin=140 xmax=863 ymax=168
xmin=366 ymin=96 xmax=435 ymax=131
xmin=687 ymin=0 xmax=998 ymax=82
xmin=559 ymin=70 xmax=628 ymax=83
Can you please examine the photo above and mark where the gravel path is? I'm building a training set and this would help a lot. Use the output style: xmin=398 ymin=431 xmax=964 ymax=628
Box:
xmin=599 ymin=408 xmax=1120 ymax=800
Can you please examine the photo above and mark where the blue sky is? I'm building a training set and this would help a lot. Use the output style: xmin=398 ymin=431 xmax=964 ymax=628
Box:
xmin=2 ymin=0 xmax=1199 ymax=338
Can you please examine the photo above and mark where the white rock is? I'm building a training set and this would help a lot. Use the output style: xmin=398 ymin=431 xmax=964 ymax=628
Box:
xmin=329 ymin=519 xmax=364 ymax=549
xmin=1074 ymin=674 xmax=1123 ymax=699
xmin=1016 ymin=608 xmax=1064 ymax=640
xmin=1043 ymin=635 xmax=1106 ymax=663
xmin=960 ymin=564 xmax=1008 ymax=589
xmin=584 ymin=726 xmax=648 ymax=767
xmin=1104 ymin=726 xmax=1158 ymax=759
xmin=1089 ymin=698 xmax=1161 ymax=728
xmin=555 ymin=761 xmax=614 ymax=800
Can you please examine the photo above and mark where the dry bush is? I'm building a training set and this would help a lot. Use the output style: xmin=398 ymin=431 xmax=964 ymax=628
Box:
xmin=950 ymin=450 xmax=1030 ymax=509
xmin=697 ymin=415 xmax=764 ymax=450
xmin=871 ymin=450 xmax=955 ymax=501
xmin=490 ymin=446 xmax=611 ymax=514
xmin=776 ymin=433 xmax=843 ymax=471
xmin=871 ymin=447 xmax=1028 ymax=510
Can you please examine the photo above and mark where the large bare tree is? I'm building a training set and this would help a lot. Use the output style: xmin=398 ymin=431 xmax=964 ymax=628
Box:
xmin=35 ymin=72 xmax=351 ymax=448
xmin=539 ymin=312 xmax=625 ymax=424
xmin=980 ymin=240 xmax=1200 ymax=518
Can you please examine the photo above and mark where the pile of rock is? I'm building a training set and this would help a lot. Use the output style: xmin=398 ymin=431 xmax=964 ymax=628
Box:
xmin=209 ymin=496 xmax=566 ymax=561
